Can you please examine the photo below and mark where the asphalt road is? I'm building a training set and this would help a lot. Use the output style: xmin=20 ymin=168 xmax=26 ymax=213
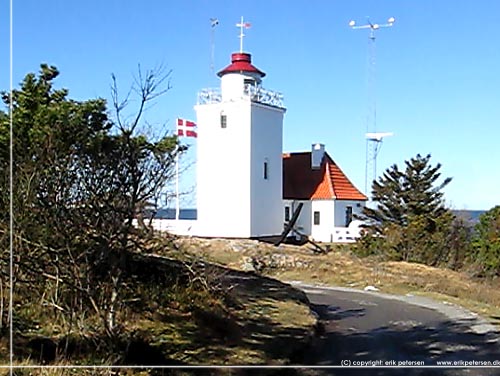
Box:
xmin=294 ymin=283 xmax=500 ymax=376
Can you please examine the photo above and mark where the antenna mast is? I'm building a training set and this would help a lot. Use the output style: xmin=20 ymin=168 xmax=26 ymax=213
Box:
xmin=209 ymin=18 xmax=219 ymax=75
xmin=349 ymin=17 xmax=395 ymax=200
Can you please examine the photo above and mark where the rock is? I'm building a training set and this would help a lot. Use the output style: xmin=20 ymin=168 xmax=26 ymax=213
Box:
xmin=239 ymin=253 xmax=309 ymax=271
xmin=240 ymin=256 xmax=256 ymax=271
xmin=241 ymin=263 xmax=255 ymax=271
xmin=364 ymin=285 xmax=380 ymax=292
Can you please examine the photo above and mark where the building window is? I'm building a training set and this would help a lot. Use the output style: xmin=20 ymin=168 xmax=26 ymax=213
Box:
xmin=263 ymin=161 xmax=268 ymax=180
xmin=313 ymin=211 xmax=320 ymax=225
xmin=244 ymin=78 xmax=256 ymax=86
xmin=345 ymin=206 xmax=353 ymax=227
xmin=285 ymin=206 xmax=290 ymax=222
xmin=220 ymin=114 xmax=227 ymax=128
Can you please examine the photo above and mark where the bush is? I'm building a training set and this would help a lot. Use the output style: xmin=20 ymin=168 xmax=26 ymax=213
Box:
xmin=355 ymin=213 xmax=473 ymax=269
xmin=469 ymin=206 xmax=500 ymax=277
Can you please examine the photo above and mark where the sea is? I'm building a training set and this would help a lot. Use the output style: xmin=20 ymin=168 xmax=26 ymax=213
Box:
xmin=452 ymin=210 xmax=486 ymax=224
xmin=153 ymin=208 xmax=197 ymax=220
xmin=149 ymin=208 xmax=486 ymax=224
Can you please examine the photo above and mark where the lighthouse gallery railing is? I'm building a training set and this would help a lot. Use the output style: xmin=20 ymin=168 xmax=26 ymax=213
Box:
xmin=197 ymin=84 xmax=284 ymax=108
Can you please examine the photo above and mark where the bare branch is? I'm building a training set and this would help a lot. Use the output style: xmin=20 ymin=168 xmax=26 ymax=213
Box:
xmin=111 ymin=73 xmax=130 ymax=131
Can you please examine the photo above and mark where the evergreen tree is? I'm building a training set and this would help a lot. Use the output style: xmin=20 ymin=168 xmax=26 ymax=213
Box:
xmin=358 ymin=154 xmax=454 ymax=264
xmin=363 ymin=154 xmax=452 ymax=232
xmin=0 ymin=64 xmax=182 ymax=334
xmin=471 ymin=206 xmax=500 ymax=276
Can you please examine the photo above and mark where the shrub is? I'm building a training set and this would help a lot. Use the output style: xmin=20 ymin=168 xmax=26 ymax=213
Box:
xmin=469 ymin=206 xmax=500 ymax=277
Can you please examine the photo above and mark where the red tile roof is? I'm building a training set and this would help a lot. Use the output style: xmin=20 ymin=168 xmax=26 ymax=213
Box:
xmin=283 ymin=152 xmax=368 ymax=201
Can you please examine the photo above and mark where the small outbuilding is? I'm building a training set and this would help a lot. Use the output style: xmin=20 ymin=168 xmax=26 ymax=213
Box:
xmin=283 ymin=143 xmax=368 ymax=242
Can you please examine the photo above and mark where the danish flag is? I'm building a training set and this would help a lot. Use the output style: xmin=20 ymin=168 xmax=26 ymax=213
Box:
xmin=237 ymin=21 xmax=251 ymax=29
xmin=176 ymin=118 xmax=197 ymax=138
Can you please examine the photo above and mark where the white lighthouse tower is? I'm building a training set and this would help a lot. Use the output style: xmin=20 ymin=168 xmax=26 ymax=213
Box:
xmin=195 ymin=47 xmax=286 ymax=238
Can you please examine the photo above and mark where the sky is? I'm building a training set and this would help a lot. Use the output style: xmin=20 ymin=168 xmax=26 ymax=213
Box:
xmin=2 ymin=0 xmax=499 ymax=210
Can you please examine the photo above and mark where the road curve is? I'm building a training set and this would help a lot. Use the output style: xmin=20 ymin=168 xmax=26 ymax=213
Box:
xmin=293 ymin=283 xmax=500 ymax=376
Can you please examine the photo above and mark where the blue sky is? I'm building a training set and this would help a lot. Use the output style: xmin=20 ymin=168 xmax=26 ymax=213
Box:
xmin=3 ymin=1 xmax=500 ymax=210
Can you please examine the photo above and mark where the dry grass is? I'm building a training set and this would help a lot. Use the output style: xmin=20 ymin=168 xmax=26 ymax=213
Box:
xmin=177 ymin=237 xmax=500 ymax=327
xmin=3 ymin=237 xmax=318 ymax=368
xmin=1 ymin=367 xmax=155 ymax=376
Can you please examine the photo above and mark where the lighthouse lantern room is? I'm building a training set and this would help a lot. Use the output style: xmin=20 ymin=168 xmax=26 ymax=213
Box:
xmin=195 ymin=43 xmax=286 ymax=238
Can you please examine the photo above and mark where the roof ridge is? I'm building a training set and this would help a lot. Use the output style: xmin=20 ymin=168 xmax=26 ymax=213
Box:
xmin=282 ymin=151 xmax=368 ymax=201
xmin=283 ymin=151 xmax=311 ymax=155
xmin=324 ymin=157 xmax=336 ymax=199
xmin=324 ymin=152 xmax=368 ymax=201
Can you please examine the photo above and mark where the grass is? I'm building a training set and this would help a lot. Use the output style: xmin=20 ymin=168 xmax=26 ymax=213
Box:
xmin=2 ymin=236 xmax=318 ymax=369
xmin=176 ymin=237 xmax=500 ymax=328
xmin=6 ymin=234 xmax=500 ymax=373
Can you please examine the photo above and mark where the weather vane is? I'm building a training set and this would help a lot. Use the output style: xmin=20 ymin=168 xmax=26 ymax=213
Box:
xmin=210 ymin=18 xmax=219 ymax=74
xmin=236 ymin=16 xmax=251 ymax=53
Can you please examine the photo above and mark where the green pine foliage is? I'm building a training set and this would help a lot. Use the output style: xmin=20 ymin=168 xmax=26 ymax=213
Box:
xmin=0 ymin=64 xmax=182 ymax=335
xmin=363 ymin=154 xmax=452 ymax=232
xmin=357 ymin=154 xmax=473 ymax=266
xmin=470 ymin=206 xmax=500 ymax=277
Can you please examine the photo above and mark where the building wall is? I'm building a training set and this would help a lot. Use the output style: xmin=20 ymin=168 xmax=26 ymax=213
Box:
xmin=311 ymin=200 xmax=336 ymax=242
xmin=195 ymin=101 xmax=252 ymax=237
xmin=283 ymin=199 xmax=312 ymax=236
xmin=134 ymin=219 xmax=197 ymax=235
xmin=220 ymin=73 xmax=252 ymax=101
xmin=334 ymin=200 xmax=366 ymax=227
xmin=283 ymin=199 xmax=366 ymax=242
xmin=250 ymin=103 xmax=286 ymax=237
xmin=195 ymin=93 xmax=285 ymax=237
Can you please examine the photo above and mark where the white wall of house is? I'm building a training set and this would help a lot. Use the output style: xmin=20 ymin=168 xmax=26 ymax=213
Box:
xmin=283 ymin=199 xmax=365 ymax=242
xmin=142 ymin=219 xmax=198 ymax=235
xmin=283 ymin=200 xmax=311 ymax=236
xmin=334 ymin=200 xmax=366 ymax=227
xmin=311 ymin=200 xmax=336 ymax=242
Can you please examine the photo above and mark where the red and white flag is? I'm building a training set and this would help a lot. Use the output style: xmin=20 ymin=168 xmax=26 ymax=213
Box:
xmin=176 ymin=118 xmax=197 ymax=138
xmin=236 ymin=21 xmax=251 ymax=28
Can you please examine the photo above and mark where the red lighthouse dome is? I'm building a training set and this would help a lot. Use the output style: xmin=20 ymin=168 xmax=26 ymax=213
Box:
xmin=217 ymin=52 xmax=266 ymax=78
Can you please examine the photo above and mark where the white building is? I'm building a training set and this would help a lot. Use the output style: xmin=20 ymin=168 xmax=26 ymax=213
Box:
xmin=283 ymin=143 xmax=367 ymax=243
xmin=149 ymin=50 xmax=367 ymax=242
xmin=195 ymin=52 xmax=286 ymax=238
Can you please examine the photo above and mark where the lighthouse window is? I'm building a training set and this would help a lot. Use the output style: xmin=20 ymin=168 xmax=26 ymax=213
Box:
xmin=285 ymin=207 xmax=290 ymax=222
xmin=244 ymin=78 xmax=255 ymax=85
xmin=313 ymin=211 xmax=320 ymax=225
xmin=220 ymin=114 xmax=227 ymax=128
xmin=263 ymin=162 xmax=269 ymax=180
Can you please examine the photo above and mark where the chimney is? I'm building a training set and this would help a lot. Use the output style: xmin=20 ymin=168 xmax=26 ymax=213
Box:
xmin=311 ymin=143 xmax=325 ymax=170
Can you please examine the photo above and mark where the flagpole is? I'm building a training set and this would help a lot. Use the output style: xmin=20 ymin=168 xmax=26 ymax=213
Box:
xmin=236 ymin=17 xmax=250 ymax=53
xmin=240 ymin=16 xmax=243 ymax=53
xmin=175 ymin=147 xmax=180 ymax=221
xmin=175 ymin=118 xmax=197 ymax=221
xmin=238 ymin=16 xmax=244 ymax=53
